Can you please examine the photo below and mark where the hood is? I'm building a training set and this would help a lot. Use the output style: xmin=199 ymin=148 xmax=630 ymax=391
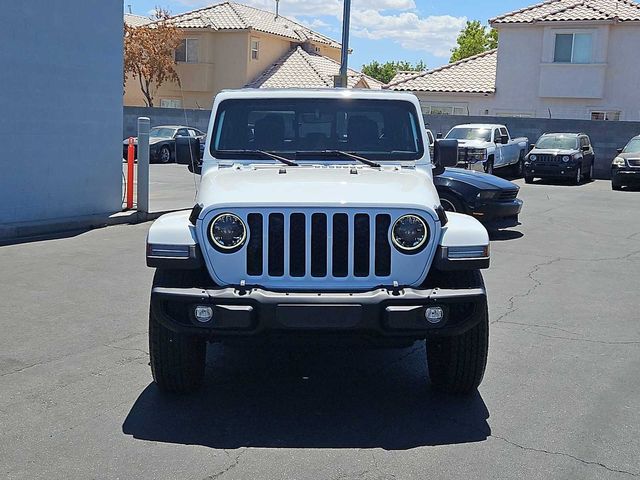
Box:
xmin=618 ymin=152 xmax=640 ymax=160
xmin=529 ymin=148 xmax=577 ymax=156
xmin=455 ymin=139 xmax=492 ymax=149
xmin=441 ymin=167 xmax=518 ymax=191
xmin=197 ymin=165 xmax=441 ymax=211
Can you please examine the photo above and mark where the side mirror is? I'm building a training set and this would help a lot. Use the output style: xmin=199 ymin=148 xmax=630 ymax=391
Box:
xmin=436 ymin=132 xmax=443 ymax=139
xmin=433 ymin=139 xmax=458 ymax=175
xmin=581 ymin=145 xmax=590 ymax=152
xmin=617 ymin=147 xmax=623 ymax=154
xmin=500 ymin=134 xmax=509 ymax=145
xmin=529 ymin=143 xmax=536 ymax=151
xmin=176 ymin=136 xmax=202 ymax=174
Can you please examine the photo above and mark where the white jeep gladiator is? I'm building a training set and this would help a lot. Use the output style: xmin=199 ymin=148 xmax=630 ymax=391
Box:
xmin=445 ymin=123 xmax=528 ymax=175
xmin=146 ymin=89 xmax=491 ymax=395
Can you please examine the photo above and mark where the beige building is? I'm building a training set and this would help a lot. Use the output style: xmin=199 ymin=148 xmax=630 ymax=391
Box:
xmin=388 ymin=0 xmax=640 ymax=121
xmin=124 ymin=1 xmax=348 ymax=109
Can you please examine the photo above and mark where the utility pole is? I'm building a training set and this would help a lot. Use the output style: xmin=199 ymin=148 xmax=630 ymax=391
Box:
xmin=336 ymin=0 xmax=351 ymax=88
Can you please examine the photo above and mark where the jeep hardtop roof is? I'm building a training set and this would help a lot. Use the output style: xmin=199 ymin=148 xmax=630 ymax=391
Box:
xmin=216 ymin=88 xmax=418 ymax=102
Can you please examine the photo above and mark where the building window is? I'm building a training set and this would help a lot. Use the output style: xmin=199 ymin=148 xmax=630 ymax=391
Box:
xmin=250 ymin=38 xmax=260 ymax=60
xmin=175 ymin=38 xmax=199 ymax=63
xmin=423 ymin=104 xmax=468 ymax=116
xmin=554 ymin=33 xmax=592 ymax=63
xmin=590 ymin=110 xmax=621 ymax=121
xmin=160 ymin=99 xmax=182 ymax=109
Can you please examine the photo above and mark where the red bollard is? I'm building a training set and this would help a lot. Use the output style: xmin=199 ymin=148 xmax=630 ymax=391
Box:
xmin=126 ymin=137 xmax=135 ymax=210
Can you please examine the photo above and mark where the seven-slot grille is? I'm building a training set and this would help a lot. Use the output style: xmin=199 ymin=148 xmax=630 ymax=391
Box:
xmin=245 ymin=212 xmax=392 ymax=279
xmin=533 ymin=154 xmax=557 ymax=163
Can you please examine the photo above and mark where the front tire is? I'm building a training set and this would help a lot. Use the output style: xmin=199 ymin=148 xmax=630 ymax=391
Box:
xmin=574 ymin=165 xmax=582 ymax=185
xmin=158 ymin=145 xmax=172 ymax=164
xmin=585 ymin=162 xmax=594 ymax=182
xmin=149 ymin=271 xmax=206 ymax=393
xmin=426 ymin=271 xmax=489 ymax=395
xmin=485 ymin=157 xmax=495 ymax=175
xmin=513 ymin=151 xmax=525 ymax=177
xmin=439 ymin=192 xmax=466 ymax=213
xmin=524 ymin=175 xmax=534 ymax=184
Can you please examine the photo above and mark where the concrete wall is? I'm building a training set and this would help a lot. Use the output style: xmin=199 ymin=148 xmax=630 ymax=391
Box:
xmin=0 ymin=0 xmax=123 ymax=227
xmin=425 ymin=114 xmax=640 ymax=178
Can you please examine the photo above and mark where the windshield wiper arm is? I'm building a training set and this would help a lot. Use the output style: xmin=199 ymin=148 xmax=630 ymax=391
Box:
xmin=218 ymin=149 xmax=298 ymax=166
xmin=328 ymin=150 xmax=381 ymax=168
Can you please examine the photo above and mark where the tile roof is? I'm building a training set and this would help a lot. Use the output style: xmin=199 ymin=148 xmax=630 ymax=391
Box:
xmin=491 ymin=0 xmax=640 ymax=24
xmin=247 ymin=47 xmax=384 ymax=89
xmin=124 ymin=13 xmax=151 ymax=27
xmin=161 ymin=1 xmax=341 ymax=48
xmin=386 ymin=49 xmax=497 ymax=94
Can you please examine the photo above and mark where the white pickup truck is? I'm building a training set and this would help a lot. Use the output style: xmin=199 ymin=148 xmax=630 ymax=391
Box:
xmin=444 ymin=124 xmax=528 ymax=176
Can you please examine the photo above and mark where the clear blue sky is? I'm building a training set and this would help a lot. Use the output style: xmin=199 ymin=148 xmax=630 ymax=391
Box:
xmin=125 ymin=0 xmax=533 ymax=69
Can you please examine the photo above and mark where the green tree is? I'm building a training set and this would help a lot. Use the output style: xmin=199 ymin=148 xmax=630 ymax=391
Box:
xmin=361 ymin=60 xmax=427 ymax=84
xmin=450 ymin=20 xmax=498 ymax=63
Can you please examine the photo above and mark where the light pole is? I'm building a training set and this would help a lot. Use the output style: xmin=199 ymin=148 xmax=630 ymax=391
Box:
xmin=337 ymin=0 xmax=351 ymax=88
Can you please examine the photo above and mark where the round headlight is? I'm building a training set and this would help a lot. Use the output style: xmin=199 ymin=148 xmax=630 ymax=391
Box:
xmin=209 ymin=213 xmax=246 ymax=251
xmin=392 ymin=215 xmax=429 ymax=252
xmin=562 ymin=156 xmax=571 ymax=162
xmin=530 ymin=155 xmax=537 ymax=161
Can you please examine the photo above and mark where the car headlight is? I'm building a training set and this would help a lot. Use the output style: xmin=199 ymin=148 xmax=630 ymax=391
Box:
xmin=391 ymin=215 xmax=429 ymax=253
xmin=562 ymin=156 xmax=571 ymax=163
xmin=209 ymin=213 xmax=247 ymax=251
xmin=612 ymin=157 xmax=626 ymax=167
xmin=529 ymin=154 xmax=537 ymax=161
xmin=477 ymin=190 xmax=499 ymax=200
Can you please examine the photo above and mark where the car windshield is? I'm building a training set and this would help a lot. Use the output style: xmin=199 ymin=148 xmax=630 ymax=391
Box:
xmin=150 ymin=127 xmax=177 ymax=138
xmin=535 ymin=136 xmax=578 ymax=150
xmin=445 ymin=127 xmax=492 ymax=143
xmin=211 ymin=98 xmax=424 ymax=161
xmin=623 ymin=138 xmax=640 ymax=153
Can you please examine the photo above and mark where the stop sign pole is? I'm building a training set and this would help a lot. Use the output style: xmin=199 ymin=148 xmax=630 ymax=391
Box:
xmin=336 ymin=0 xmax=351 ymax=88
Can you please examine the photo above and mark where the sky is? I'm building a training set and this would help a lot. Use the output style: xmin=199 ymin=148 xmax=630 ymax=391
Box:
xmin=125 ymin=0 xmax=534 ymax=69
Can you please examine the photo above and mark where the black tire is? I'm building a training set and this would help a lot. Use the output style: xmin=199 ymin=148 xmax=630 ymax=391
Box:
xmin=585 ymin=162 xmax=594 ymax=181
xmin=574 ymin=165 xmax=582 ymax=185
xmin=439 ymin=192 xmax=466 ymax=213
xmin=513 ymin=151 xmax=525 ymax=177
xmin=426 ymin=270 xmax=488 ymax=395
xmin=158 ymin=145 xmax=172 ymax=164
xmin=149 ymin=270 xmax=206 ymax=393
xmin=612 ymin=181 xmax=622 ymax=191
xmin=524 ymin=175 xmax=534 ymax=184
xmin=485 ymin=157 xmax=495 ymax=175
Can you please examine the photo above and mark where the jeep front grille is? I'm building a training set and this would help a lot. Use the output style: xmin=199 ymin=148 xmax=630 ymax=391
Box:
xmin=245 ymin=212 xmax=392 ymax=279
xmin=533 ymin=154 xmax=557 ymax=163
xmin=200 ymin=207 xmax=438 ymax=290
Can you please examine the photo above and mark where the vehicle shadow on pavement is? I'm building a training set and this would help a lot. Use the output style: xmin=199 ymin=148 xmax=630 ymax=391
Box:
xmin=122 ymin=342 xmax=490 ymax=450
xmin=489 ymin=230 xmax=524 ymax=241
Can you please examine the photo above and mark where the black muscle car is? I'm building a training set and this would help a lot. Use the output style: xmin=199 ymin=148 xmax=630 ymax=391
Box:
xmin=123 ymin=125 xmax=205 ymax=164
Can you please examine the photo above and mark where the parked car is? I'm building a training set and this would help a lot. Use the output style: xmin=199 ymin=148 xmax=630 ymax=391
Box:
xmin=524 ymin=133 xmax=595 ymax=184
xmin=434 ymin=168 xmax=522 ymax=230
xmin=122 ymin=125 xmax=205 ymax=164
xmin=611 ymin=135 xmax=640 ymax=190
xmin=146 ymin=89 xmax=491 ymax=395
xmin=444 ymin=124 xmax=528 ymax=175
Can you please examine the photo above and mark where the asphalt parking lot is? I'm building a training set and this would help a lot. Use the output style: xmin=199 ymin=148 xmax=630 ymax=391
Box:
xmin=2 ymin=176 xmax=640 ymax=479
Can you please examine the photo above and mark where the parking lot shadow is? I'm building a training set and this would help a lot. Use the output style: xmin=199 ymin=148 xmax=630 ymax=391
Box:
xmin=489 ymin=230 xmax=524 ymax=241
xmin=122 ymin=343 xmax=490 ymax=450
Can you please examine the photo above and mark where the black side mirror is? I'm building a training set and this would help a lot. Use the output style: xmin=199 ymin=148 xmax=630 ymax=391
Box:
xmin=433 ymin=139 xmax=458 ymax=175
xmin=529 ymin=143 xmax=536 ymax=151
xmin=436 ymin=132 xmax=443 ymax=139
xmin=581 ymin=145 xmax=590 ymax=152
xmin=176 ymin=136 xmax=202 ymax=174
xmin=500 ymin=134 xmax=509 ymax=145
xmin=617 ymin=148 xmax=623 ymax=154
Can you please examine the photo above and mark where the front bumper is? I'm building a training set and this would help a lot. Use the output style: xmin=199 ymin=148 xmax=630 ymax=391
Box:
xmin=612 ymin=168 xmax=640 ymax=186
xmin=471 ymin=199 xmax=522 ymax=228
xmin=151 ymin=284 xmax=487 ymax=342
xmin=525 ymin=163 xmax=578 ymax=178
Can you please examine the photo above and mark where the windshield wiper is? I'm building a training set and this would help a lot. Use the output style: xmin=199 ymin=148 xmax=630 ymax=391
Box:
xmin=307 ymin=150 xmax=381 ymax=168
xmin=218 ymin=149 xmax=298 ymax=166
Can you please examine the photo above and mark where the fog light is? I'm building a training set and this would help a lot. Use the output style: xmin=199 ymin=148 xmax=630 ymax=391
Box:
xmin=194 ymin=306 xmax=213 ymax=323
xmin=425 ymin=307 xmax=444 ymax=324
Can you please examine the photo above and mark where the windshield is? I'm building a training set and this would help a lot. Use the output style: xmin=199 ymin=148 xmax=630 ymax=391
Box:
xmin=623 ymin=138 xmax=640 ymax=153
xmin=535 ymin=135 xmax=578 ymax=150
xmin=446 ymin=127 xmax=492 ymax=143
xmin=150 ymin=127 xmax=177 ymax=138
xmin=211 ymin=98 xmax=424 ymax=161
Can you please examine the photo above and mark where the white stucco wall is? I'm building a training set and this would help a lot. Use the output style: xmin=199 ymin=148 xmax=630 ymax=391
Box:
xmin=417 ymin=22 xmax=640 ymax=121
xmin=0 ymin=0 xmax=123 ymax=226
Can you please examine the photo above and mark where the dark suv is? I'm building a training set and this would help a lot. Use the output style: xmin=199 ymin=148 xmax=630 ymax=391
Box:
xmin=611 ymin=135 xmax=640 ymax=190
xmin=524 ymin=133 xmax=595 ymax=185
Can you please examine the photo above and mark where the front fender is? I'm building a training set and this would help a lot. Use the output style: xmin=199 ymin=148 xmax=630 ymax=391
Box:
xmin=435 ymin=212 xmax=490 ymax=270
xmin=146 ymin=211 xmax=202 ymax=269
